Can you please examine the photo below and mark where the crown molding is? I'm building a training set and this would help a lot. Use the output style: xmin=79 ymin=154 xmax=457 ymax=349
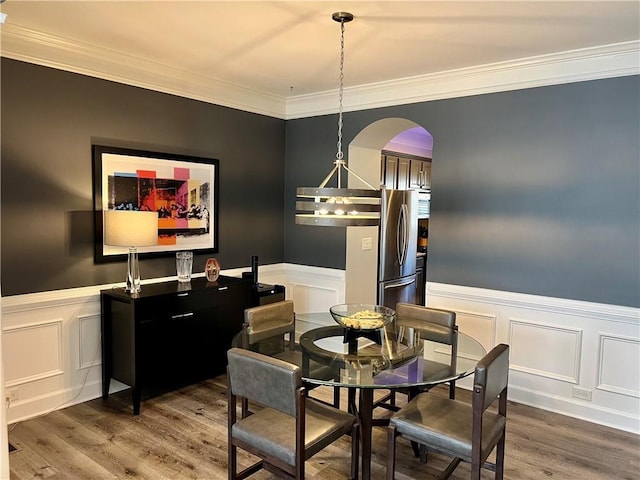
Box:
xmin=1 ymin=24 xmax=638 ymax=120
xmin=0 ymin=24 xmax=286 ymax=118
xmin=286 ymin=41 xmax=640 ymax=119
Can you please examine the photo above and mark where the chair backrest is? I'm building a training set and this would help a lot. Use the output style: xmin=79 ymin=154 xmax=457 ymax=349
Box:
xmin=396 ymin=303 xmax=457 ymax=345
xmin=227 ymin=347 xmax=300 ymax=416
xmin=473 ymin=343 xmax=510 ymax=410
xmin=244 ymin=300 xmax=295 ymax=345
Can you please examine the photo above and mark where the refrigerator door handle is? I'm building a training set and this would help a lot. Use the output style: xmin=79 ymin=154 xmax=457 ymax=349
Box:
xmin=397 ymin=203 xmax=409 ymax=266
xmin=383 ymin=278 xmax=415 ymax=290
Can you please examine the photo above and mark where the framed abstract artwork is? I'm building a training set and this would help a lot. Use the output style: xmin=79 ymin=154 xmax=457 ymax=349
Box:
xmin=93 ymin=145 xmax=219 ymax=263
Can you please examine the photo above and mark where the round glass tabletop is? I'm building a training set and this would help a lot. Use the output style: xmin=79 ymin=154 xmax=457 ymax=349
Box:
xmin=232 ymin=311 xmax=486 ymax=390
xmin=297 ymin=322 xmax=486 ymax=389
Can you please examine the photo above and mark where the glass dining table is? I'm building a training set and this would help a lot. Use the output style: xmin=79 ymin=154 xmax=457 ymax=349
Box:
xmin=232 ymin=311 xmax=486 ymax=480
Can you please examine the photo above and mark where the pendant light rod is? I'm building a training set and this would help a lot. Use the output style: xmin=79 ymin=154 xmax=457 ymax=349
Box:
xmin=334 ymin=12 xmax=353 ymax=165
xmin=330 ymin=11 xmax=376 ymax=191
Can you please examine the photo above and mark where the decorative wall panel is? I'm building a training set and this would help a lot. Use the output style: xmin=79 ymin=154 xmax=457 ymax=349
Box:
xmin=289 ymin=283 xmax=339 ymax=314
xmin=509 ymin=319 xmax=582 ymax=383
xmin=3 ymin=320 xmax=63 ymax=386
xmin=78 ymin=314 xmax=102 ymax=370
xmin=454 ymin=310 xmax=497 ymax=351
xmin=597 ymin=334 xmax=640 ymax=398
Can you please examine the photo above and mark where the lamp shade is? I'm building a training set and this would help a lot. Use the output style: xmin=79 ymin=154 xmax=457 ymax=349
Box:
xmin=104 ymin=210 xmax=158 ymax=247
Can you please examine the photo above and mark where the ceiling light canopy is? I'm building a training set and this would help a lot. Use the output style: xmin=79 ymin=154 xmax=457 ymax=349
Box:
xmin=295 ymin=12 xmax=381 ymax=227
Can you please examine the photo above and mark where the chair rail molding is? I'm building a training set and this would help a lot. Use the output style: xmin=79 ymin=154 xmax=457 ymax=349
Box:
xmin=426 ymin=282 xmax=640 ymax=325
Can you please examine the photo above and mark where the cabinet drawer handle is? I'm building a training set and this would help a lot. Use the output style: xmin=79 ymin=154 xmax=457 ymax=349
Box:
xmin=218 ymin=286 xmax=228 ymax=291
xmin=170 ymin=312 xmax=194 ymax=320
xmin=177 ymin=292 xmax=189 ymax=297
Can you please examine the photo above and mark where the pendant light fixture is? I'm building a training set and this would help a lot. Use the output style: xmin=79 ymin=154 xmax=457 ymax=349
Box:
xmin=295 ymin=12 xmax=381 ymax=227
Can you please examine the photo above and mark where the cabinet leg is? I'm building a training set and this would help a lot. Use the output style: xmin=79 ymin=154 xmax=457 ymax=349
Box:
xmin=132 ymin=387 xmax=141 ymax=415
xmin=102 ymin=377 xmax=110 ymax=400
xmin=101 ymin=305 xmax=111 ymax=400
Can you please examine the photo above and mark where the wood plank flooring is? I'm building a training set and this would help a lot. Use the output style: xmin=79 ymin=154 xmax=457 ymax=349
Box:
xmin=8 ymin=376 xmax=640 ymax=479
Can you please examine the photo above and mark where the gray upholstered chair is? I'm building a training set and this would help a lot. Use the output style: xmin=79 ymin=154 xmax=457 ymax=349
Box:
xmin=227 ymin=348 xmax=359 ymax=480
xmin=243 ymin=300 xmax=296 ymax=355
xmin=243 ymin=300 xmax=340 ymax=409
xmin=374 ymin=303 xmax=458 ymax=417
xmin=397 ymin=302 xmax=458 ymax=399
xmin=386 ymin=343 xmax=509 ymax=480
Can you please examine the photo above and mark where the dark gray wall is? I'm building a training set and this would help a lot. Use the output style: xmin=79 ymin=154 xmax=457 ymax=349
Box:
xmin=1 ymin=59 xmax=285 ymax=296
xmin=3 ymin=58 xmax=638 ymax=307
xmin=285 ymin=76 xmax=640 ymax=308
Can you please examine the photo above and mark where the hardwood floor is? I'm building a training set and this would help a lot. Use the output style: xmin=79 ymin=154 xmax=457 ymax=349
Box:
xmin=8 ymin=376 xmax=640 ymax=479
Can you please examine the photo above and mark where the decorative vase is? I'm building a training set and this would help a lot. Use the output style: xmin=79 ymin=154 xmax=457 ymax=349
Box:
xmin=205 ymin=257 xmax=220 ymax=282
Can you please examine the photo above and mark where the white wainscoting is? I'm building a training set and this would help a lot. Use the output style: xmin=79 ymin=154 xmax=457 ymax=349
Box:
xmin=2 ymin=266 xmax=639 ymax=435
xmin=426 ymin=281 xmax=640 ymax=434
xmin=1 ymin=285 xmax=106 ymax=424
xmin=0 ymin=264 xmax=344 ymax=424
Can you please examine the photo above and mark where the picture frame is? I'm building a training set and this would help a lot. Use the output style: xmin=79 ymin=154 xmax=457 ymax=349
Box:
xmin=93 ymin=144 xmax=219 ymax=263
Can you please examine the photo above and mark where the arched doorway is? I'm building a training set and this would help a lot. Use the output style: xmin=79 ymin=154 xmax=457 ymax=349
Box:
xmin=345 ymin=118 xmax=432 ymax=304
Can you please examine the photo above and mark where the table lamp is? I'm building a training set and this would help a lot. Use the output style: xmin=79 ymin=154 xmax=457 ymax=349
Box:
xmin=104 ymin=210 xmax=158 ymax=294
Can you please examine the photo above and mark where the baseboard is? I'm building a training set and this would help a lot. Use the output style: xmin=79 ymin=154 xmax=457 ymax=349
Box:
xmin=509 ymin=384 xmax=640 ymax=434
xmin=6 ymin=379 xmax=128 ymax=425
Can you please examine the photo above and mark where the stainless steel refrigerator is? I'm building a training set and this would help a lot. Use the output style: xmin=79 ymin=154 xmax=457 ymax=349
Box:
xmin=377 ymin=188 xmax=418 ymax=309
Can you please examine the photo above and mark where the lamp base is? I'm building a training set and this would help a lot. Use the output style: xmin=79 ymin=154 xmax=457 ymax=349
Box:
xmin=126 ymin=247 xmax=141 ymax=294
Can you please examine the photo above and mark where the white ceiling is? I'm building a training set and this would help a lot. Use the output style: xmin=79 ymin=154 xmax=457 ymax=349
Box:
xmin=1 ymin=1 xmax=639 ymax=118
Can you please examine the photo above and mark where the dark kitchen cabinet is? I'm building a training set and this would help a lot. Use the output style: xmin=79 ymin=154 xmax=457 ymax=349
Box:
xmin=101 ymin=275 xmax=253 ymax=414
xmin=409 ymin=158 xmax=432 ymax=189
xmin=382 ymin=150 xmax=431 ymax=190
xmin=382 ymin=154 xmax=399 ymax=189
xmin=397 ymin=157 xmax=410 ymax=189
xmin=382 ymin=153 xmax=410 ymax=189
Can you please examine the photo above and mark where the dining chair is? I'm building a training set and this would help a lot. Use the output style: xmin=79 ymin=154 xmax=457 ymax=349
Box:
xmin=243 ymin=299 xmax=296 ymax=355
xmin=227 ymin=347 xmax=359 ymax=480
xmin=243 ymin=300 xmax=341 ymax=410
xmin=386 ymin=343 xmax=509 ymax=480
xmin=374 ymin=303 xmax=458 ymax=416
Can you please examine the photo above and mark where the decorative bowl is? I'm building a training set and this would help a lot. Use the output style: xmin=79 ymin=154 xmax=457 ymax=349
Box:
xmin=329 ymin=304 xmax=396 ymax=331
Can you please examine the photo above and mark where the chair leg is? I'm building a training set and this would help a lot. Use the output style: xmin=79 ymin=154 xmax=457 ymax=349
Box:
xmin=440 ymin=457 xmax=463 ymax=480
xmin=419 ymin=444 xmax=428 ymax=464
xmin=495 ymin=433 xmax=506 ymax=479
xmin=350 ymin=423 xmax=359 ymax=480
xmin=386 ymin=426 xmax=397 ymax=480
xmin=449 ymin=380 xmax=456 ymax=399
xmin=410 ymin=440 xmax=420 ymax=458
xmin=228 ymin=443 xmax=236 ymax=480
xmin=228 ymin=388 xmax=237 ymax=480
xmin=296 ymin=458 xmax=304 ymax=480
xmin=334 ymin=386 xmax=341 ymax=408
xmin=471 ymin=458 xmax=481 ymax=480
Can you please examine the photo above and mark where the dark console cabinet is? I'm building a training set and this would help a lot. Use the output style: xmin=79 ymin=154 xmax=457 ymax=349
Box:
xmin=101 ymin=276 xmax=253 ymax=414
